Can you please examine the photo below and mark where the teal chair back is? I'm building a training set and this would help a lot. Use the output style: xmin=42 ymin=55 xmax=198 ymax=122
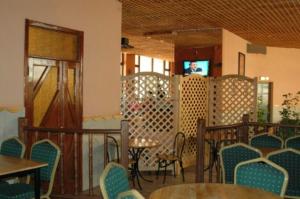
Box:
xmin=100 ymin=162 xmax=130 ymax=199
xmin=30 ymin=139 xmax=61 ymax=197
xmin=250 ymin=133 xmax=283 ymax=148
xmin=0 ymin=137 xmax=25 ymax=158
xmin=267 ymin=149 xmax=300 ymax=198
xmin=220 ymin=143 xmax=262 ymax=184
xmin=235 ymin=158 xmax=288 ymax=197
xmin=285 ymin=135 xmax=300 ymax=150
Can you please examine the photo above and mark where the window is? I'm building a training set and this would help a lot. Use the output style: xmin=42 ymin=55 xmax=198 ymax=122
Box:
xmin=134 ymin=55 xmax=171 ymax=76
xmin=140 ymin=56 xmax=152 ymax=72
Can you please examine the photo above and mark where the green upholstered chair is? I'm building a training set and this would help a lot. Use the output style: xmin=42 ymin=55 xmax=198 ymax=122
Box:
xmin=267 ymin=149 xmax=300 ymax=199
xmin=285 ymin=135 xmax=300 ymax=150
xmin=219 ymin=143 xmax=262 ymax=184
xmin=0 ymin=137 xmax=25 ymax=158
xmin=250 ymin=133 xmax=283 ymax=148
xmin=100 ymin=162 xmax=131 ymax=199
xmin=0 ymin=137 xmax=25 ymax=185
xmin=234 ymin=158 xmax=288 ymax=197
xmin=0 ymin=139 xmax=61 ymax=199
xmin=117 ymin=189 xmax=145 ymax=199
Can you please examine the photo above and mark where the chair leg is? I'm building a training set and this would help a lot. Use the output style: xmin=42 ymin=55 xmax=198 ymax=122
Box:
xmin=156 ymin=160 xmax=161 ymax=179
xmin=163 ymin=161 xmax=167 ymax=184
xmin=173 ymin=162 xmax=176 ymax=177
xmin=180 ymin=161 xmax=185 ymax=182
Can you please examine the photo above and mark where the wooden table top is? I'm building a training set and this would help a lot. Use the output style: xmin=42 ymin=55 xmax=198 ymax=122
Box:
xmin=258 ymin=147 xmax=280 ymax=157
xmin=149 ymin=183 xmax=282 ymax=199
xmin=129 ymin=138 xmax=160 ymax=149
xmin=0 ymin=155 xmax=48 ymax=176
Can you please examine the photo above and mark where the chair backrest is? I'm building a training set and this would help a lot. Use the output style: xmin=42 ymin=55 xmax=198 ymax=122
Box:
xmin=0 ymin=137 xmax=25 ymax=158
xmin=234 ymin=158 xmax=288 ymax=197
xmin=267 ymin=149 xmax=300 ymax=198
xmin=173 ymin=132 xmax=185 ymax=160
xmin=30 ymin=139 xmax=61 ymax=197
xmin=117 ymin=189 xmax=145 ymax=199
xmin=285 ymin=135 xmax=300 ymax=150
xmin=107 ymin=136 xmax=120 ymax=163
xmin=250 ymin=133 xmax=283 ymax=148
xmin=219 ymin=143 xmax=262 ymax=184
xmin=100 ymin=162 xmax=130 ymax=199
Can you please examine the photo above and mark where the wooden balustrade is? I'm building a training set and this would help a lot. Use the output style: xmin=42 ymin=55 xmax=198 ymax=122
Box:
xmin=18 ymin=118 xmax=129 ymax=198
xmin=195 ymin=114 xmax=300 ymax=183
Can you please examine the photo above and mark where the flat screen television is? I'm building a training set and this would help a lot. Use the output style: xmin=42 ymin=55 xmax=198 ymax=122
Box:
xmin=183 ymin=60 xmax=210 ymax=76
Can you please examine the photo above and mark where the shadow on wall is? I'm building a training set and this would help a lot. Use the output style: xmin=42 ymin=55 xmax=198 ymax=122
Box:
xmin=0 ymin=108 xmax=24 ymax=142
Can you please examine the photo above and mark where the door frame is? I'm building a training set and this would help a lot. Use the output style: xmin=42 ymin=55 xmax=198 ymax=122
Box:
xmin=24 ymin=19 xmax=84 ymax=128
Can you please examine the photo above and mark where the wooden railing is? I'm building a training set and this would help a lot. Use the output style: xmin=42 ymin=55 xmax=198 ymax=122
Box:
xmin=18 ymin=118 xmax=129 ymax=198
xmin=195 ymin=114 xmax=300 ymax=183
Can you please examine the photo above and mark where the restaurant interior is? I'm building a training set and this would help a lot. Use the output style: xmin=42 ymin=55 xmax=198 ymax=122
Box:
xmin=0 ymin=0 xmax=300 ymax=199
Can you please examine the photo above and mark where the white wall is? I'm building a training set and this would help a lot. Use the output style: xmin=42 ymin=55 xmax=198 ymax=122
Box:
xmin=222 ymin=29 xmax=300 ymax=122
xmin=0 ymin=0 xmax=122 ymax=117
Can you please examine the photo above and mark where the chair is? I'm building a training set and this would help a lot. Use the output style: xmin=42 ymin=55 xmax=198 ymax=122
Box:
xmin=0 ymin=137 xmax=25 ymax=158
xmin=117 ymin=189 xmax=145 ymax=199
xmin=0 ymin=137 xmax=26 ymax=184
xmin=219 ymin=143 xmax=262 ymax=184
xmin=285 ymin=135 xmax=300 ymax=150
xmin=156 ymin=132 xmax=185 ymax=183
xmin=100 ymin=162 xmax=130 ymax=199
xmin=0 ymin=139 xmax=61 ymax=199
xmin=107 ymin=136 xmax=120 ymax=163
xmin=234 ymin=158 xmax=288 ymax=197
xmin=267 ymin=149 xmax=300 ymax=198
xmin=250 ymin=133 xmax=283 ymax=148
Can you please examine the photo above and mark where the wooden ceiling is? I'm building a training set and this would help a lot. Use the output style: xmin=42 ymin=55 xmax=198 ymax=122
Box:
xmin=121 ymin=0 xmax=300 ymax=61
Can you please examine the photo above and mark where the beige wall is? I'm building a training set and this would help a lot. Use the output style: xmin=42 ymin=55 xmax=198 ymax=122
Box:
xmin=222 ymin=29 xmax=300 ymax=122
xmin=0 ymin=0 xmax=122 ymax=117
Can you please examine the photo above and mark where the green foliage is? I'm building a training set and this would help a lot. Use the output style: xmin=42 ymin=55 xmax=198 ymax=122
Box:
xmin=279 ymin=91 xmax=300 ymax=125
xmin=257 ymin=96 xmax=268 ymax=123
xmin=278 ymin=91 xmax=300 ymax=139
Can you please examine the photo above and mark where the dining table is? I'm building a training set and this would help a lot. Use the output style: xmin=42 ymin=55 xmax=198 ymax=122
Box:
xmin=0 ymin=154 xmax=48 ymax=199
xmin=129 ymin=138 xmax=160 ymax=190
xmin=258 ymin=147 xmax=280 ymax=157
xmin=149 ymin=183 xmax=282 ymax=199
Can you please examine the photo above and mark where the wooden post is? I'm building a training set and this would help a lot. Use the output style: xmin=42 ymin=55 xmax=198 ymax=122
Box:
xmin=121 ymin=120 xmax=129 ymax=169
xmin=18 ymin=117 xmax=28 ymax=144
xmin=241 ymin=114 xmax=249 ymax=144
xmin=195 ymin=118 xmax=206 ymax=183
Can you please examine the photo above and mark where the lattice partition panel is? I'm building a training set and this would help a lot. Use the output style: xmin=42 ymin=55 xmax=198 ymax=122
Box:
xmin=209 ymin=75 xmax=257 ymax=126
xmin=179 ymin=75 xmax=208 ymax=167
xmin=121 ymin=72 xmax=177 ymax=170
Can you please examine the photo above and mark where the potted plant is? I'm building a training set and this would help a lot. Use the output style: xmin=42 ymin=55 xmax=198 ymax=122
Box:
xmin=279 ymin=91 xmax=300 ymax=139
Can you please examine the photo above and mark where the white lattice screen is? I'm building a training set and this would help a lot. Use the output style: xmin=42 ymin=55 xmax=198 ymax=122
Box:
xmin=209 ymin=75 xmax=257 ymax=126
xmin=121 ymin=72 xmax=178 ymax=170
xmin=178 ymin=75 xmax=208 ymax=167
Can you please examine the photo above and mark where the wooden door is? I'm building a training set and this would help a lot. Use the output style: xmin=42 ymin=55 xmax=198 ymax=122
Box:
xmin=24 ymin=19 xmax=83 ymax=194
xmin=27 ymin=58 xmax=82 ymax=128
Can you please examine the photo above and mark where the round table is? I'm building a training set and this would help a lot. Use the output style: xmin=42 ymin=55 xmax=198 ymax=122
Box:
xmin=149 ymin=183 xmax=282 ymax=199
xmin=129 ymin=138 xmax=160 ymax=190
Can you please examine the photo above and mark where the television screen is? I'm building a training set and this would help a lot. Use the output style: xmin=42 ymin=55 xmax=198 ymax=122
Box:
xmin=183 ymin=60 xmax=210 ymax=76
